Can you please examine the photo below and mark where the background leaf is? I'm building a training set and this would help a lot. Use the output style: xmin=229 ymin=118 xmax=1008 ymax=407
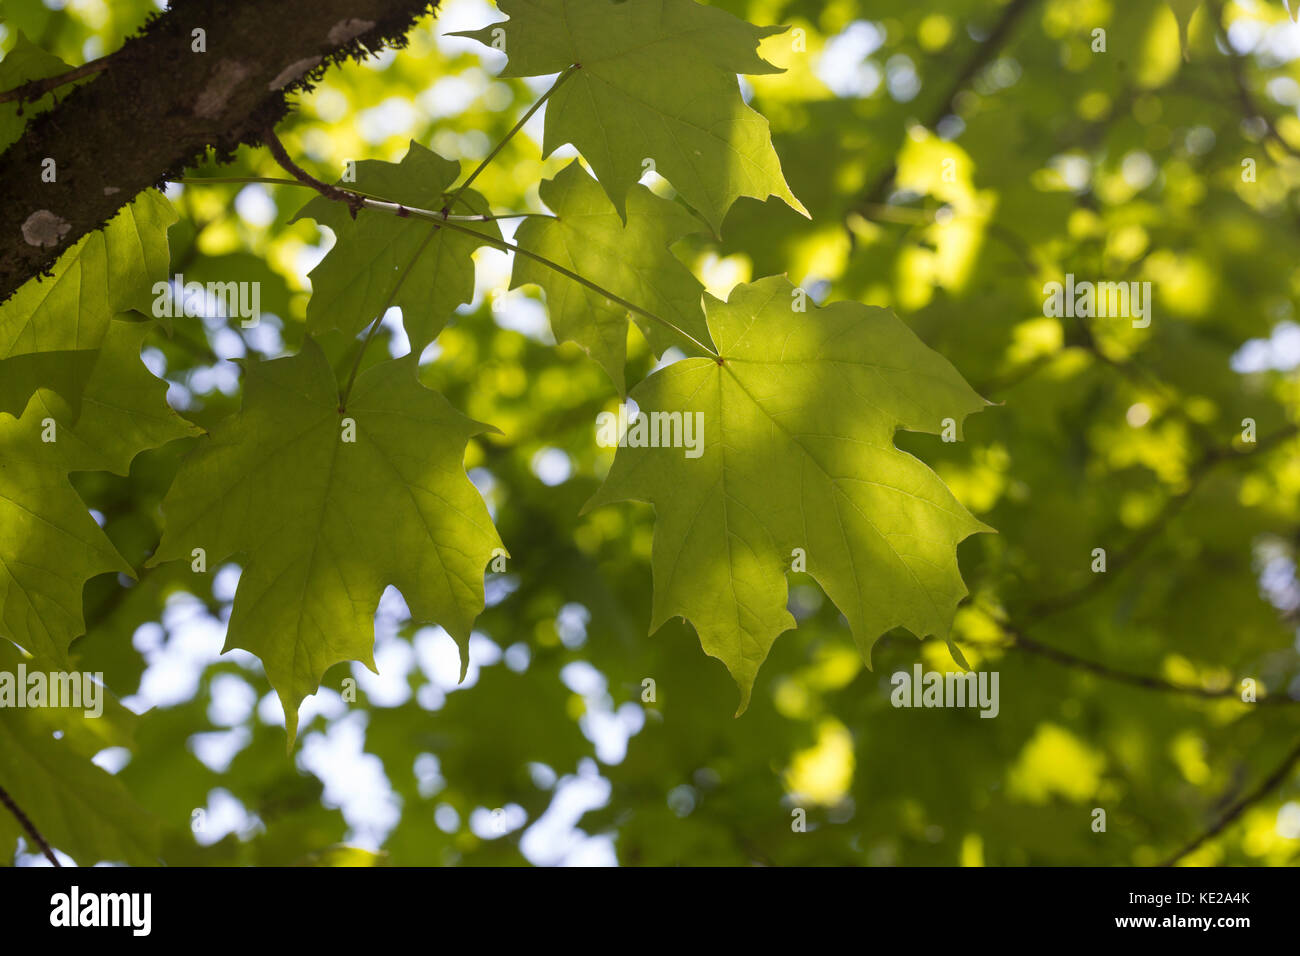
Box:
xmin=455 ymin=0 xmax=808 ymax=232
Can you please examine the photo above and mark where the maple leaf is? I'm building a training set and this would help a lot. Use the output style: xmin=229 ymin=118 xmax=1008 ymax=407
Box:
xmin=149 ymin=340 xmax=502 ymax=741
xmin=293 ymin=141 xmax=499 ymax=353
xmin=585 ymin=277 xmax=993 ymax=711
xmin=455 ymin=0 xmax=808 ymax=233
xmin=512 ymin=160 xmax=713 ymax=392
xmin=0 ymin=189 xmax=177 ymax=419
xmin=0 ymin=318 xmax=200 ymax=664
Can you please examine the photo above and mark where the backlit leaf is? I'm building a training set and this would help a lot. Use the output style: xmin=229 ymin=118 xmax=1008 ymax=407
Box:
xmin=149 ymin=340 xmax=502 ymax=741
xmin=512 ymin=159 xmax=712 ymax=391
xmin=586 ymin=276 xmax=992 ymax=710
xmin=455 ymin=0 xmax=807 ymax=233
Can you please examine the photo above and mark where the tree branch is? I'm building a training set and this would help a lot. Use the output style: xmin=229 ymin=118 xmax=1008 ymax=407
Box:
xmin=0 ymin=782 xmax=60 ymax=866
xmin=990 ymin=620 xmax=1298 ymax=706
xmin=0 ymin=0 xmax=441 ymax=303
xmin=845 ymin=0 xmax=1039 ymax=228
xmin=982 ymin=419 xmax=1299 ymax=704
xmin=1210 ymin=0 xmax=1300 ymax=162
xmin=1022 ymin=422 xmax=1300 ymax=622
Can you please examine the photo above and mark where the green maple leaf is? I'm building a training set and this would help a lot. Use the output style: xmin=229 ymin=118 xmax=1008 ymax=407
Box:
xmin=0 ymin=189 xmax=177 ymax=418
xmin=293 ymin=141 xmax=499 ymax=353
xmin=512 ymin=160 xmax=712 ymax=392
xmin=0 ymin=318 xmax=200 ymax=664
xmin=454 ymin=0 xmax=807 ymax=234
xmin=585 ymin=277 xmax=993 ymax=711
xmin=149 ymin=340 xmax=502 ymax=742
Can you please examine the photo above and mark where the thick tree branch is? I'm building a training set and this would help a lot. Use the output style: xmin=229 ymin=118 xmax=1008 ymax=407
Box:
xmin=0 ymin=0 xmax=439 ymax=302
xmin=0 ymin=782 xmax=60 ymax=866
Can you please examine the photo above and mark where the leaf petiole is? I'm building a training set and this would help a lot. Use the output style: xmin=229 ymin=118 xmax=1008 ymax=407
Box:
xmin=444 ymin=62 xmax=581 ymax=209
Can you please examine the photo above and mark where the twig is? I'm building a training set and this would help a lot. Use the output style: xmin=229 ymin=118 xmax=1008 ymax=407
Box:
xmin=432 ymin=215 xmax=719 ymax=358
xmin=246 ymin=135 xmax=720 ymax=360
xmin=0 ymin=782 xmax=60 ymax=866
xmin=1022 ymin=423 xmax=1300 ymax=621
xmin=174 ymin=176 xmax=550 ymax=221
xmin=261 ymin=126 xmax=365 ymax=216
xmin=855 ymin=202 xmax=1040 ymax=274
xmin=1161 ymin=737 xmax=1300 ymax=866
xmin=990 ymin=620 xmax=1297 ymax=705
xmin=0 ymin=54 xmax=113 ymax=105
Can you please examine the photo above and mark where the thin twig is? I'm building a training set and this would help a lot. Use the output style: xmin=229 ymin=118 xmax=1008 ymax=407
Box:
xmin=990 ymin=620 xmax=1297 ymax=705
xmin=367 ymin=194 xmax=720 ymax=356
xmin=431 ymin=215 xmax=719 ymax=358
xmin=174 ymin=175 xmax=551 ymax=221
xmin=261 ymin=126 xmax=365 ymax=216
xmin=855 ymin=202 xmax=1040 ymax=275
xmin=1161 ymin=737 xmax=1300 ymax=866
xmin=1022 ymin=423 xmax=1300 ymax=621
xmin=243 ymin=135 xmax=719 ymax=359
xmin=0 ymin=783 xmax=60 ymax=866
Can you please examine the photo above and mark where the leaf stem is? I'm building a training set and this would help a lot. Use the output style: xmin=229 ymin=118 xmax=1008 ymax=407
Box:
xmin=430 ymin=215 xmax=720 ymax=359
xmin=243 ymin=120 xmax=716 ymax=386
xmin=337 ymin=192 xmax=718 ymax=359
xmin=445 ymin=63 xmax=581 ymax=209
xmin=337 ymin=229 xmax=438 ymax=411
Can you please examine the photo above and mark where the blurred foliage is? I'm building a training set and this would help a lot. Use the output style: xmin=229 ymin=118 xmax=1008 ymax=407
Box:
xmin=1 ymin=0 xmax=1299 ymax=866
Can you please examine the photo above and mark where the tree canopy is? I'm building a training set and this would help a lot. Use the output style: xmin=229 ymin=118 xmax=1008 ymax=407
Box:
xmin=0 ymin=0 xmax=1298 ymax=867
